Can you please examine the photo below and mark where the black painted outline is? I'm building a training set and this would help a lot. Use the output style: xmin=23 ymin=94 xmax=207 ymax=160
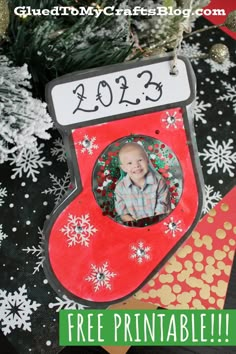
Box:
xmin=43 ymin=55 xmax=204 ymax=308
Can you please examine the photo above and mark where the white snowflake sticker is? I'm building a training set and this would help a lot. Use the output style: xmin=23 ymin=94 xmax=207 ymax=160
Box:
xmin=48 ymin=295 xmax=86 ymax=312
xmin=199 ymin=136 xmax=236 ymax=177
xmin=0 ymin=224 xmax=8 ymax=247
xmin=130 ymin=241 xmax=151 ymax=264
xmin=0 ymin=284 xmax=41 ymax=335
xmin=203 ymin=185 xmax=222 ymax=214
xmin=164 ymin=217 xmax=182 ymax=237
xmin=85 ymin=262 xmax=116 ymax=292
xmin=78 ymin=135 xmax=99 ymax=155
xmin=60 ymin=213 xmax=97 ymax=247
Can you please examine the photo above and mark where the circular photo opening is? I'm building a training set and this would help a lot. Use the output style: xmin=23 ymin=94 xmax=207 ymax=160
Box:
xmin=93 ymin=135 xmax=183 ymax=227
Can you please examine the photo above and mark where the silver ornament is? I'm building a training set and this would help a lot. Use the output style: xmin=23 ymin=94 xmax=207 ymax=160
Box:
xmin=209 ymin=44 xmax=229 ymax=64
xmin=224 ymin=10 xmax=236 ymax=33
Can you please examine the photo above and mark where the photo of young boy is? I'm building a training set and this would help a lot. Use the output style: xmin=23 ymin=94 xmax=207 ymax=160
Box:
xmin=114 ymin=142 xmax=171 ymax=223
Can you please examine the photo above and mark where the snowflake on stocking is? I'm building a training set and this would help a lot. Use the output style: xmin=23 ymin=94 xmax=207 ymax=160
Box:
xmin=85 ymin=262 xmax=116 ymax=292
xmin=78 ymin=135 xmax=99 ymax=155
xmin=162 ymin=111 xmax=183 ymax=129
xmin=164 ymin=217 xmax=182 ymax=237
xmin=130 ymin=241 xmax=151 ymax=264
xmin=60 ymin=213 xmax=97 ymax=247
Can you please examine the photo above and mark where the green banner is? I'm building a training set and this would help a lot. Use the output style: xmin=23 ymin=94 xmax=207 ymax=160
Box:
xmin=59 ymin=310 xmax=235 ymax=346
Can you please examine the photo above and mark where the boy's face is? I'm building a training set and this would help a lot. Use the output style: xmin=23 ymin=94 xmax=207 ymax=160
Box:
xmin=120 ymin=147 xmax=149 ymax=182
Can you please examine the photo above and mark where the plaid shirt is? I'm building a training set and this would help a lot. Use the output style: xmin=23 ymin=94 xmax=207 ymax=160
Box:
xmin=114 ymin=171 xmax=171 ymax=220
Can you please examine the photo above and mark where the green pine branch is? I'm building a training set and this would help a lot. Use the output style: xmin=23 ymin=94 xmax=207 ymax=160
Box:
xmin=3 ymin=0 xmax=135 ymax=98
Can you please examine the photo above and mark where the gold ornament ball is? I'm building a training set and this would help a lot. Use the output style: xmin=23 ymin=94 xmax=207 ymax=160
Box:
xmin=0 ymin=0 xmax=9 ymax=37
xmin=224 ymin=10 xmax=236 ymax=32
xmin=209 ymin=44 xmax=229 ymax=64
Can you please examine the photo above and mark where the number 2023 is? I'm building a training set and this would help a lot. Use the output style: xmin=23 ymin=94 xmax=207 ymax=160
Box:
xmin=72 ymin=70 xmax=163 ymax=115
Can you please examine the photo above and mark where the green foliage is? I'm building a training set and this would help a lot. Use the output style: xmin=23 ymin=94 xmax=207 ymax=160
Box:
xmin=4 ymin=0 xmax=134 ymax=98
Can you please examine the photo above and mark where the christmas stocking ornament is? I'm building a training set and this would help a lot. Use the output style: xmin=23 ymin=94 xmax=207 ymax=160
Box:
xmin=44 ymin=55 xmax=204 ymax=307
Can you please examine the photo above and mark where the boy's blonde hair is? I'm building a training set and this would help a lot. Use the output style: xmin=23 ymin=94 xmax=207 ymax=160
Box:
xmin=118 ymin=142 xmax=148 ymax=164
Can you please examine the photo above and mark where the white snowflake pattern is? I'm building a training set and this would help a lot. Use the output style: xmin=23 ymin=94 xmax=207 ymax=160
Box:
xmin=85 ymin=262 xmax=116 ymax=292
xmin=193 ymin=96 xmax=212 ymax=124
xmin=78 ymin=135 xmax=99 ymax=155
xmin=0 ymin=284 xmax=41 ymax=335
xmin=164 ymin=217 xmax=182 ymax=237
xmin=60 ymin=213 xmax=97 ymax=247
xmin=205 ymin=58 xmax=236 ymax=75
xmin=48 ymin=295 xmax=86 ymax=312
xmin=50 ymin=138 xmax=66 ymax=162
xmin=203 ymin=185 xmax=222 ymax=214
xmin=199 ymin=136 xmax=236 ymax=177
xmin=217 ymin=81 xmax=236 ymax=114
xmin=179 ymin=42 xmax=202 ymax=64
xmin=162 ymin=111 xmax=183 ymax=129
xmin=0 ymin=182 xmax=7 ymax=206
xmin=130 ymin=241 xmax=151 ymax=264
xmin=9 ymin=144 xmax=52 ymax=182
xmin=22 ymin=228 xmax=45 ymax=274
xmin=42 ymin=171 xmax=71 ymax=204
xmin=0 ymin=224 xmax=8 ymax=247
